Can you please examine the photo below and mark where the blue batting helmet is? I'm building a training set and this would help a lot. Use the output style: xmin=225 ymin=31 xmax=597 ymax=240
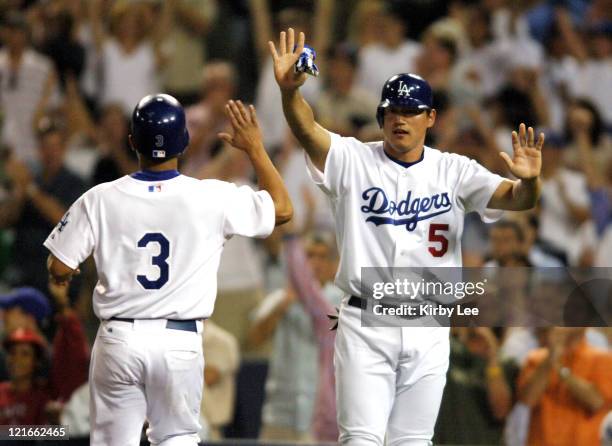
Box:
xmin=376 ymin=73 xmax=433 ymax=127
xmin=130 ymin=94 xmax=190 ymax=159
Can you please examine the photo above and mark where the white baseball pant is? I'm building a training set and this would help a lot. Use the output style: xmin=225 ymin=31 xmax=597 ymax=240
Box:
xmin=89 ymin=319 xmax=204 ymax=446
xmin=335 ymin=302 xmax=450 ymax=446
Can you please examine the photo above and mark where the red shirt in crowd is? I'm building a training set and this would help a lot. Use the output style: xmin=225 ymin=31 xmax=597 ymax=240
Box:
xmin=50 ymin=311 xmax=89 ymax=402
xmin=0 ymin=381 xmax=50 ymax=425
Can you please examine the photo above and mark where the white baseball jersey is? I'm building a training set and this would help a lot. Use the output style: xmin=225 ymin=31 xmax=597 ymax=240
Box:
xmin=44 ymin=171 xmax=275 ymax=320
xmin=306 ymin=131 xmax=505 ymax=296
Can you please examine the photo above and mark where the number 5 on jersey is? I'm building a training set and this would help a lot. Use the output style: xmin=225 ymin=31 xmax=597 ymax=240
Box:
xmin=428 ymin=224 xmax=449 ymax=257
xmin=137 ymin=233 xmax=170 ymax=289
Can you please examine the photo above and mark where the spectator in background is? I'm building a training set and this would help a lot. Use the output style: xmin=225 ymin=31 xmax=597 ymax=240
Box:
xmin=0 ymin=286 xmax=51 ymax=383
xmin=34 ymin=1 xmax=85 ymax=91
xmin=523 ymin=215 xmax=565 ymax=267
xmin=182 ymin=61 xmax=237 ymax=177
xmin=46 ymin=282 xmax=89 ymax=403
xmin=344 ymin=0 xmax=383 ymax=46
xmin=415 ymin=30 xmax=458 ymax=92
xmin=435 ymin=327 xmax=518 ymax=445
xmin=566 ymin=23 xmax=612 ymax=127
xmin=518 ymin=327 xmax=612 ymax=446
xmin=25 ymin=0 xmax=106 ymax=110
xmin=505 ymin=57 xmax=550 ymax=129
xmin=485 ymin=86 xmax=539 ymax=161
xmin=485 ymin=219 xmax=564 ymax=268
xmin=315 ymin=42 xmax=379 ymax=140
xmin=0 ymin=11 xmax=59 ymax=165
xmin=0 ymin=121 xmax=86 ymax=293
xmin=201 ymin=320 xmax=240 ymax=440
xmin=253 ymin=232 xmax=342 ymax=442
xmin=88 ymin=0 xmax=170 ymax=115
xmin=0 ymin=327 xmax=50 ymax=425
xmin=283 ymin=232 xmax=342 ymax=442
xmin=539 ymin=21 xmax=575 ymax=132
xmin=451 ymin=5 xmax=507 ymax=103
xmin=0 ymin=287 xmax=51 ymax=337
xmin=0 ymin=285 xmax=89 ymax=403
xmin=537 ymin=132 xmax=591 ymax=265
xmin=563 ymin=98 xmax=612 ymax=174
xmin=161 ymin=0 xmax=217 ymax=106
xmin=355 ymin=3 xmax=421 ymax=95
xmin=485 ymin=220 xmax=526 ymax=266
xmin=574 ymin=111 xmax=612 ymax=267
xmin=91 ymin=103 xmax=137 ymax=185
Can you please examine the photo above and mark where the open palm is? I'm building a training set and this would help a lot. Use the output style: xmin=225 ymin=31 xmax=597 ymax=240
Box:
xmin=268 ymin=28 xmax=307 ymax=91
xmin=500 ymin=123 xmax=545 ymax=180
xmin=218 ymin=100 xmax=263 ymax=154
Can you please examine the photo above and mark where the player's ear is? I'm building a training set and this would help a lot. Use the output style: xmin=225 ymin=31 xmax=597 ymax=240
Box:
xmin=426 ymin=109 xmax=436 ymax=128
xmin=128 ymin=134 xmax=136 ymax=153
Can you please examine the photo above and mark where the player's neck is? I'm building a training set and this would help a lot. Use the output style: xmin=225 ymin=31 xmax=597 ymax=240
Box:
xmin=138 ymin=158 xmax=179 ymax=172
xmin=383 ymin=142 xmax=424 ymax=164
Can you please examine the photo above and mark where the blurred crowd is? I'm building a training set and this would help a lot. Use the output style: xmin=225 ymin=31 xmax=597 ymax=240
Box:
xmin=0 ymin=0 xmax=610 ymax=444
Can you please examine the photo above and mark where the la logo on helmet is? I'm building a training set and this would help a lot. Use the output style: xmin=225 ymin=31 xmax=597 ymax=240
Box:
xmin=397 ymin=81 xmax=410 ymax=97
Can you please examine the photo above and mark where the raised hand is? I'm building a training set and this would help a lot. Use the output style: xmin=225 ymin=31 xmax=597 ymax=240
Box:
xmin=500 ymin=123 xmax=545 ymax=180
xmin=218 ymin=100 xmax=264 ymax=154
xmin=268 ymin=28 xmax=307 ymax=91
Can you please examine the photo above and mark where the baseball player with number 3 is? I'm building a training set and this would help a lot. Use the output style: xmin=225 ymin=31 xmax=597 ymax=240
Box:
xmin=43 ymin=95 xmax=292 ymax=446
xmin=270 ymin=28 xmax=544 ymax=445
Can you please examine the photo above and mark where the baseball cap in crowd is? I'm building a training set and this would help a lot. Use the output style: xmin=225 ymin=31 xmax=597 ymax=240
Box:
xmin=0 ymin=287 xmax=52 ymax=324
xmin=2 ymin=327 xmax=48 ymax=357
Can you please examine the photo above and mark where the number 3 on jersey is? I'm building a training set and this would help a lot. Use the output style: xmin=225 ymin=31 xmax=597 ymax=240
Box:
xmin=137 ymin=233 xmax=170 ymax=289
xmin=428 ymin=224 xmax=449 ymax=257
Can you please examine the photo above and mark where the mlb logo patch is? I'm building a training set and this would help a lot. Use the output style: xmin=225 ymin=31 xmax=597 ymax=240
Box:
xmin=148 ymin=184 xmax=163 ymax=192
xmin=152 ymin=150 xmax=166 ymax=158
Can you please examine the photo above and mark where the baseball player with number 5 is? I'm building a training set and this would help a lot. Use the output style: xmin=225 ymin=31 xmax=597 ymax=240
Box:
xmin=43 ymin=95 xmax=292 ymax=446
xmin=270 ymin=29 xmax=544 ymax=445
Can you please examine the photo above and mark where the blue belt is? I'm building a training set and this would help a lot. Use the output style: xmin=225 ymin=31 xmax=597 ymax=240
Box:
xmin=109 ymin=317 xmax=198 ymax=332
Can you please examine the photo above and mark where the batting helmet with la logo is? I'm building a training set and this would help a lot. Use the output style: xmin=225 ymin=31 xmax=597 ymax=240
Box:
xmin=376 ymin=73 xmax=433 ymax=127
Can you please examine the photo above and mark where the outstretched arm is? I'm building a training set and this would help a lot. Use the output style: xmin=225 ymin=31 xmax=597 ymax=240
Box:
xmin=269 ymin=28 xmax=330 ymax=172
xmin=218 ymin=100 xmax=293 ymax=225
xmin=488 ymin=123 xmax=544 ymax=211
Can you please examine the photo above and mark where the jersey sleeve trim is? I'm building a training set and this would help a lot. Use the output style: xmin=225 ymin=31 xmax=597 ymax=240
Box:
xmin=257 ymin=189 xmax=276 ymax=238
xmin=479 ymin=176 xmax=506 ymax=223
xmin=43 ymin=240 xmax=80 ymax=270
